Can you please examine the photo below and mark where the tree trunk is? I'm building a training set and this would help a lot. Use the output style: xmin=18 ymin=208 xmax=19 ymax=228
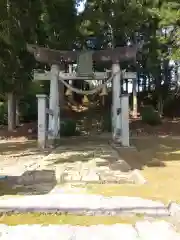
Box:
xmin=137 ymin=72 xmax=140 ymax=93
xmin=8 ymin=92 xmax=16 ymax=131
xmin=147 ymin=75 xmax=151 ymax=91
xmin=132 ymin=78 xmax=138 ymax=118
xmin=157 ymin=95 xmax=163 ymax=117
xmin=155 ymin=67 xmax=163 ymax=116
xmin=16 ymin=99 xmax=20 ymax=126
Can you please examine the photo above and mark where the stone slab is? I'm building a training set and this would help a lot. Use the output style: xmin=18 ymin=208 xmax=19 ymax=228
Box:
xmin=74 ymin=224 xmax=138 ymax=240
xmin=135 ymin=221 xmax=180 ymax=240
xmin=169 ymin=202 xmax=180 ymax=218
xmin=0 ymin=194 xmax=169 ymax=216
xmin=0 ymin=222 xmax=179 ymax=239
xmin=130 ymin=170 xmax=147 ymax=184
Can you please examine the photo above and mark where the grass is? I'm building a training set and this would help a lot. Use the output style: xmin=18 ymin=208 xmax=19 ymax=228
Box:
xmin=87 ymin=137 xmax=180 ymax=204
xmin=0 ymin=213 xmax=153 ymax=226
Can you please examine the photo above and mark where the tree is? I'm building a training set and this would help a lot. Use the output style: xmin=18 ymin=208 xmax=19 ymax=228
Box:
xmin=0 ymin=0 xmax=78 ymax=130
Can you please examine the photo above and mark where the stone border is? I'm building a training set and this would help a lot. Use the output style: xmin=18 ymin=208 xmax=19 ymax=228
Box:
xmin=168 ymin=202 xmax=180 ymax=218
xmin=0 ymin=194 xmax=169 ymax=217
xmin=0 ymin=193 xmax=180 ymax=219
xmin=0 ymin=208 xmax=169 ymax=217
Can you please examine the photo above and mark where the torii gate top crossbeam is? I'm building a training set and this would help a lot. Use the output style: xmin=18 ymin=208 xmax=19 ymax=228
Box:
xmin=27 ymin=44 xmax=137 ymax=64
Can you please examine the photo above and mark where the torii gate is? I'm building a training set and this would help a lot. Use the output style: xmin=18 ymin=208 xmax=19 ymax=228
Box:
xmin=27 ymin=44 xmax=137 ymax=148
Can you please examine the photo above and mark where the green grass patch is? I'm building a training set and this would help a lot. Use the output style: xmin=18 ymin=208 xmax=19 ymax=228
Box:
xmin=0 ymin=213 xmax=148 ymax=226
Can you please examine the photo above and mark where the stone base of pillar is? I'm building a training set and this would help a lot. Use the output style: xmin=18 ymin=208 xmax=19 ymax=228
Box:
xmin=38 ymin=140 xmax=47 ymax=149
xmin=46 ymin=138 xmax=59 ymax=149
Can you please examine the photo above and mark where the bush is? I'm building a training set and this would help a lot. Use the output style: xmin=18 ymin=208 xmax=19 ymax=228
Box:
xmin=141 ymin=105 xmax=161 ymax=125
xmin=102 ymin=113 xmax=112 ymax=132
xmin=60 ymin=119 xmax=78 ymax=136
xmin=19 ymin=97 xmax=37 ymax=122
xmin=19 ymin=81 xmax=46 ymax=122
xmin=0 ymin=102 xmax=8 ymax=125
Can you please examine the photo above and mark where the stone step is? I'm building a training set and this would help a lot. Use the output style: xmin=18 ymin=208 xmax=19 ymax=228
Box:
xmin=0 ymin=221 xmax=179 ymax=239
xmin=0 ymin=194 xmax=169 ymax=217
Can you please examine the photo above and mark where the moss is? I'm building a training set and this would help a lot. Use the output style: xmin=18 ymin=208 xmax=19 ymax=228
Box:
xmin=0 ymin=213 xmax=148 ymax=226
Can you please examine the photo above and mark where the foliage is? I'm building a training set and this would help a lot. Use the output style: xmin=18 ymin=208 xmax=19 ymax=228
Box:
xmin=60 ymin=119 xmax=78 ymax=137
xmin=141 ymin=105 xmax=161 ymax=126
xmin=0 ymin=0 xmax=179 ymax=126
xmin=20 ymin=81 xmax=49 ymax=122
xmin=102 ymin=113 xmax=112 ymax=132
xmin=19 ymin=100 xmax=37 ymax=123
xmin=163 ymin=94 xmax=180 ymax=118
xmin=0 ymin=102 xmax=8 ymax=125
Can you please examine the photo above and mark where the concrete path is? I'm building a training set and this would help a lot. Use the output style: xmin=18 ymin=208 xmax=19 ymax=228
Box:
xmin=0 ymin=221 xmax=180 ymax=239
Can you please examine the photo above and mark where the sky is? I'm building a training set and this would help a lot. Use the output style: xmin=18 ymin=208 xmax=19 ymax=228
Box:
xmin=77 ymin=0 xmax=86 ymax=13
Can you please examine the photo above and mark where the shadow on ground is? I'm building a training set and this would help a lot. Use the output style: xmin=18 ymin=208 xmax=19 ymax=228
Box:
xmin=0 ymin=170 xmax=57 ymax=196
xmin=0 ymin=138 xmax=55 ymax=196
xmin=47 ymin=137 xmax=130 ymax=173
xmin=116 ymin=136 xmax=180 ymax=170
xmin=130 ymin=118 xmax=180 ymax=137
xmin=0 ymin=140 xmax=51 ymax=157
xmin=0 ymin=122 xmax=37 ymax=140
xmin=0 ymin=141 xmax=34 ymax=155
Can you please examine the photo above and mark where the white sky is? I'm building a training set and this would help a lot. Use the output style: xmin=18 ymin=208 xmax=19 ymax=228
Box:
xmin=77 ymin=0 xmax=86 ymax=13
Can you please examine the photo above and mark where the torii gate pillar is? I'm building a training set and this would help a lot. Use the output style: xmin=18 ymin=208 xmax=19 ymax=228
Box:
xmin=112 ymin=63 xmax=121 ymax=142
xmin=48 ymin=64 xmax=60 ymax=142
xmin=112 ymin=63 xmax=130 ymax=147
